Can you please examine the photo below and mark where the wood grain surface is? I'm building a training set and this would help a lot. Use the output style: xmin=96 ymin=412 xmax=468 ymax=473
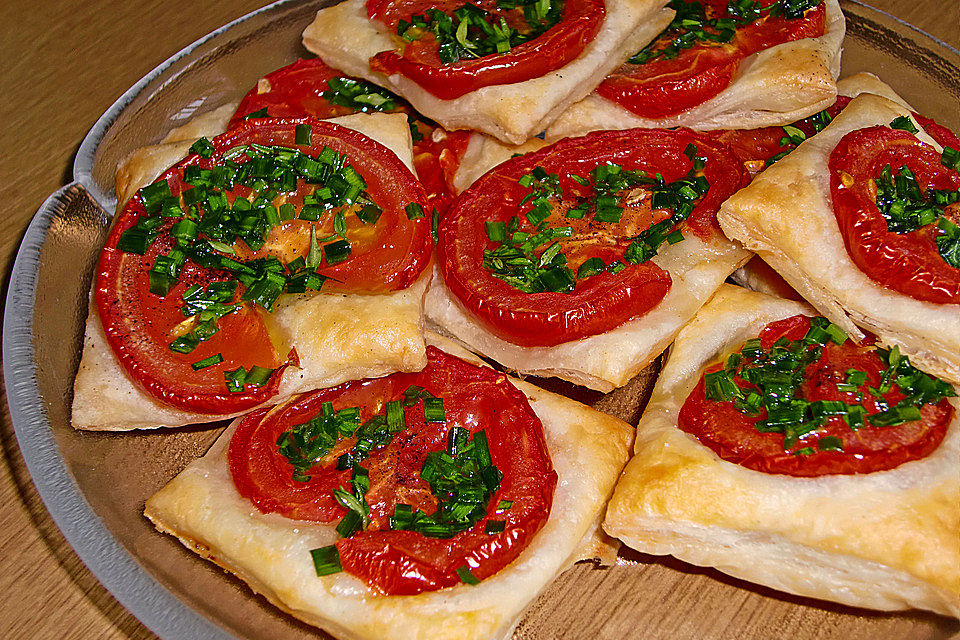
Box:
xmin=0 ymin=1 xmax=957 ymax=639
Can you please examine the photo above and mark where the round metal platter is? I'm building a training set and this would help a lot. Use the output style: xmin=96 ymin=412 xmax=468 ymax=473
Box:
xmin=5 ymin=2 xmax=960 ymax=639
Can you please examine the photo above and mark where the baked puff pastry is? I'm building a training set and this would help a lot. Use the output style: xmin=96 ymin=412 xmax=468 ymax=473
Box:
xmin=545 ymin=0 xmax=844 ymax=140
xmin=301 ymin=0 xmax=674 ymax=145
xmin=426 ymin=127 xmax=751 ymax=393
xmin=604 ymin=283 xmax=960 ymax=618
xmin=72 ymin=112 xmax=432 ymax=430
xmin=729 ymin=72 xmax=910 ymax=298
xmin=145 ymin=334 xmax=634 ymax=640
xmin=716 ymin=93 xmax=960 ymax=385
xmin=426 ymin=233 xmax=749 ymax=393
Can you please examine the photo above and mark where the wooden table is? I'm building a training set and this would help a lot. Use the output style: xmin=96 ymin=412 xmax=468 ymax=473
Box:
xmin=1 ymin=1 xmax=957 ymax=638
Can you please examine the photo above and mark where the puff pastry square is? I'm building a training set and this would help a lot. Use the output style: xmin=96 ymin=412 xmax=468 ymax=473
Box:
xmin=717 ymin=93 xmax=960 ymax=384
xmin=144 ymin=334 xmax=634 ymax=640
xmin=425 ymin=225 xmax=750 ymax=392
xmin=604 ymin=284 xmax=960 ymax=618
xmin=301 ymin=0 xmax=674 ymax=145
xmin=72 ymin=112 xmax=431 ymax=430
xmin=545 ymin=0 xmax=844 ymax=140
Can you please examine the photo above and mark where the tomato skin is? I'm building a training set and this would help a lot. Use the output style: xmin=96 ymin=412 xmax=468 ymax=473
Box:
xmin=829 ymin=126 xmax=960 ymax=304
xmin=597 ymin=1 xmax=826 ymax=118
xmin=230 ymin=58 xmax=469 ymax=214
xmin=228 ymin=58 xmax=374 ymax=128
xmin=366 ymin=0 xmax=605 ymax=99
xmin=97 ymin=118 xmax=431 ymax=413
xmin=708 ymin=95 xmax=851 ymax=173
xmin=439 ymin=128 xmax=747 ymax=347
xmin=411 ymin=122 xmax=472 ymax=214
xmin=678 ymin=315 xmax=954 ymax=476
xmin=228 ymin=346 xmax=557 ymax=595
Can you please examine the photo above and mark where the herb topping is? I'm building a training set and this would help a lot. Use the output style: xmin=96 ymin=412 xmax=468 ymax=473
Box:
xmin=705 ymin=317 xmax=956 ymax=454
xmin=398 ymin=0 xmax=565 ymax=65
xmin=481 ymin=145 xmax=711 ymax=293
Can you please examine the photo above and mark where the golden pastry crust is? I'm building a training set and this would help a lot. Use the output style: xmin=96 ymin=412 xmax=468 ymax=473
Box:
xmin=717 ymin=93 xmax=960 ymax=384
xmin=72 ymin=112 xmax=430 ymax=430
xmin=301 ymin=0 xmax=675 ymax=145
xmin=425 ymin=231 xmax=750 ymax=392
xmin=115 ymin=103 xmax=238 ymax=208
xmin=144 ymin=334 xmax=634 ymax=640
xmin=545 ymin=0 xmax=844 ymax=139
xmin=730 ymin=73 xmax=910 ymax=298
xmin=450 ymin=134 xmax=548 ymax=194
xmin=834 ymin=72 xmax=911 ymax=107
xmin=604 ymin=284 xmax=960 ymax=618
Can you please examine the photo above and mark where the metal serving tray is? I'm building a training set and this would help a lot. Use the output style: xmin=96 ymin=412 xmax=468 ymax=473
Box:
xmin=5 ymin=1 xmax=960 ymax=639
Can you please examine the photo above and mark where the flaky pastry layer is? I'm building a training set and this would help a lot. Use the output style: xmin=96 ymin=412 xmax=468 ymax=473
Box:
xmin=545 ymin=0 xmax=844 ymax=139
xmin=717 ymin=93 xmax=960 ymax=384
xmin=144 ymin=334 xmax=634 ymax=640
xmin=604 ymin=284 xmax=960 ymax=618
xmin=302 ymin=0 xmax=674 ymax=145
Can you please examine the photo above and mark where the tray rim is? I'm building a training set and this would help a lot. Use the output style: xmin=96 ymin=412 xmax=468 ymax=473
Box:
xmin=2 ymin=182 xmax=238 ymax=640
xmin=7 ymin=2 xmax=960 ymax=640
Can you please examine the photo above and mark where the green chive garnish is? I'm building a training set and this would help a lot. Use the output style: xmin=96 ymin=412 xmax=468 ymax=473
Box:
xmin=310 ymin=545 xmax=342 ymax=576
xmin=456 ymin=566 xmax=481 ymax=585
xmin=191 ymin=353 xmax=224 ymax=370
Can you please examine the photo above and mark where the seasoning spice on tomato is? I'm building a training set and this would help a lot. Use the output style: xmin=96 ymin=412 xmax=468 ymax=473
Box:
xmin=230 ymin=57 xmax=471 ymax=214
xmin=597 ymin=0 xmax=826 ymax=119
xmin=96 ymin=118 xmax=431 ymax=413
xmin=678 ymin=314 xmax=956 ymax=476
xmin=366 ymin=0 xmax=606 ymax=99
xmin=228 ymin=347 xmax=557 ymax=595
xmin=439 ymin=128 xmax=747 ymax=347
xmin=829 ymin=124 xmax=960 ymax=304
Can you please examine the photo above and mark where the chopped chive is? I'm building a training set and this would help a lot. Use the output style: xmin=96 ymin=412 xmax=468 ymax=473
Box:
xmin=456 ymin=566 xmax=481 ymax=585
xmin=486 ymin=220 xmax=507 ymax=242
xmin=423 ymin=397 xmax=446 ymax=423
xmin=295 ymin=124 xmax=313 ymax=146
xmin=224 ymin=366 xmax=247 ymax=392
xmin=405 ymin=202 xmax=425 ymax=219
xmin=191 ymin=353 xmax=224 ymax=370
xmin=189 ymin=137 xmax=215 ymax=159
xmin=817 ymin=436 xmax=844 ymax=452
xmin=484 ymin=520 xmax=506 ymax=535
xmin=356 ymin=203 xmax=383 ymax=224
xmin=310 ymin=545 xmax=342 ymax=576
xmin=889 ymin=116 xmax=919 ymax=134
xmin=385 ymin=400 xmax=406 ymax=431
xmin=323 ymin=239 xmax=351 ymax=265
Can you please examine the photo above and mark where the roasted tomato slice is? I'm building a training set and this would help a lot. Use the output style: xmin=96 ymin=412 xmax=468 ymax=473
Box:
xmin=366 ymin=0 xmax=605 ymax=99
xmin=708 ymin=95 xmax=850 ymax=174
xmin=438 ymin=128 xmax=746 ymax=347
xmin=229 ymin=346 xmax=557 ymax=595
xmin=230 ymin=57 xmax=470 ymax=214
xmin=679 ymin=315 xmax=955 ymax=476
xmin=229 ymin=58 xmax=405 ymax=127
xmin=597 ymin=0 xmax=826 ymax=119
xmin=829 ymin=125 xmax=960 ymax=304
xmin=97 ymin=118 xmax=431 ymax=413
